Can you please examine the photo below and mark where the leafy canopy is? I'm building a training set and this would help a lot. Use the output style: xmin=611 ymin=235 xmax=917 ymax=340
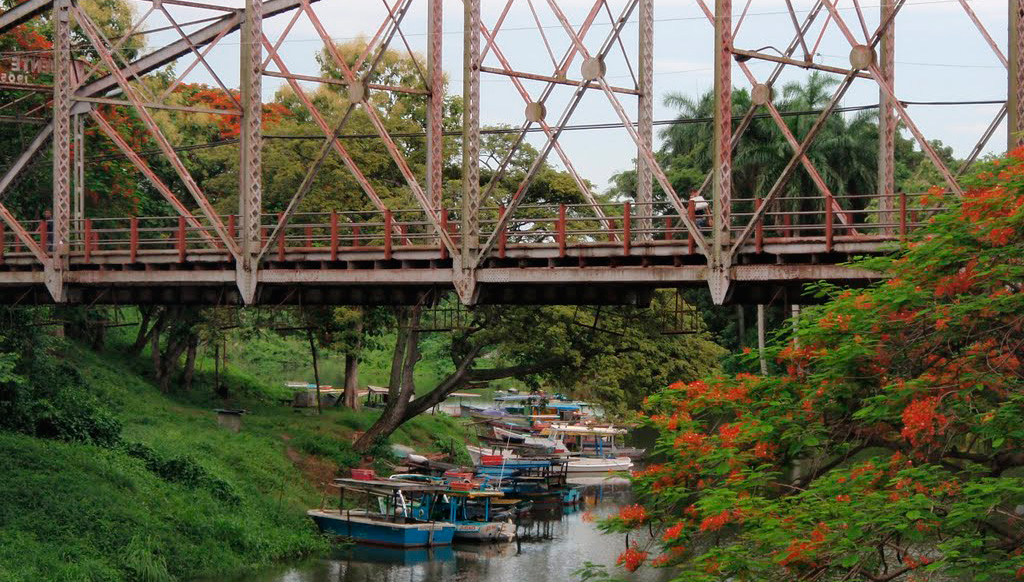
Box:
xmin=605 ymin=148 xmax=1024 ymax=582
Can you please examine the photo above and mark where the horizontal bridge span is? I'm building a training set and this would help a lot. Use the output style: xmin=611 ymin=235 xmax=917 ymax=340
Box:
xmin=0 ymin=207 xmax=894 ymax=305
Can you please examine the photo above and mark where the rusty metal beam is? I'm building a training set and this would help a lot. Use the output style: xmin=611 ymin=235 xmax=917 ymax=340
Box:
xmin=1012 ymin=0 xmax=1024 ymax=148
xmin=0 ymin=0 xmax=51 ymax=36
xmin=74 ymin=6 xmax=240 ymax=257
xmin=237 ymin=0 xmax=263 ymax=304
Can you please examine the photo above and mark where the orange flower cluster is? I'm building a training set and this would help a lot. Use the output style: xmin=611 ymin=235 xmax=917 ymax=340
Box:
xmin=662 ymin=522 xmax=685 ymax=542
xmin=616 ymin=544 xmax=649 ymax=572
xmin=900 ymin=397 xmax=949 ymax=446
xmin=618 ymin=504 xmax=648 ymax=527
xmin=699 ymin=510 xmax=732 ymax=532
xmin=778 ymin=523 xmax=829 ymax=568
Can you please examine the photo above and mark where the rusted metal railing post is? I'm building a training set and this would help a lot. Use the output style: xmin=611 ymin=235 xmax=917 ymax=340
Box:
xmin=177 ymin=216 xmax=186 ymax=263
xmin=439 ymin=207 xmax=448 ymax=260
xmin=228 ymin=214 xmax=236 ymax=239
xmin=755 ymin=197 xmax=764 ymax=254
xmin=687 ymin=199 xmax=696 ymax=255
xmin=498 ymin=205 xmax=507 ymax=259
xmin=825 ymin=196 xmax=834 ymax=252
xmin=277 ymin=213 xmax=286 ymax=261
xmin=330 ymin=211 xmax=339 ymax=260
xmin=384 ymin=209 xmax=393 ymax=260
xmin=899 ymin=192 xmax=907 ymax=240
xmin=557 ymin=204 xmax=567 ymax=258
xmin=84 ymin=219 xmax=92 ymax=263
xmin=622 ymin=202 xmax=631 ymax=255
xmin=129 ymin=217 xmax=139 ymax=263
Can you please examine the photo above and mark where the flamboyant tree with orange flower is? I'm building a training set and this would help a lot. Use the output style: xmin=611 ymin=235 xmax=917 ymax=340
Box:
xmin=597 ymin=148 xmax=1024 ymax=581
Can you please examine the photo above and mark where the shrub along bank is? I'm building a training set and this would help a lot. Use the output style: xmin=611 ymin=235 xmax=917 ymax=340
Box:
xmin=0 ymin=320 xmax=469 ymax=582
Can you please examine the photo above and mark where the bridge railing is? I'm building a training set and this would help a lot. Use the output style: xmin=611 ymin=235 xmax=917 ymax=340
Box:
xmin=0 ymin=191 xmax=950 ymax=265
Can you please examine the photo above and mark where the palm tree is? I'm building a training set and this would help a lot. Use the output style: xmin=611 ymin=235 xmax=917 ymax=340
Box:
xmin=614 ymin=72 xmax=880 ymax=232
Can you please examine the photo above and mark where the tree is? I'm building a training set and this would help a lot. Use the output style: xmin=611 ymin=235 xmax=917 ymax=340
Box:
xmin=602 ymin=148 xmax=1024 ymax=581
xmin=353 ymin=295 xmax=725 ymax=452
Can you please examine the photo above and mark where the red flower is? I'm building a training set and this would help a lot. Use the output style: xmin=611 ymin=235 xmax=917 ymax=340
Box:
xmin=662 ymin=522 xmax=685 ymax=542
xmin=616 ymin=544 xmax=649 ymax=572
xmin=617 ymin=504 xmax=648 ymax=527
xmin=699 ymin=510 xmax=731 ymax=532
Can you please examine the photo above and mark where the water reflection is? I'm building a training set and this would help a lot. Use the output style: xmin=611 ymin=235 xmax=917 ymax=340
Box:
xmin=225 ymin=478 xmax=670 ymax=582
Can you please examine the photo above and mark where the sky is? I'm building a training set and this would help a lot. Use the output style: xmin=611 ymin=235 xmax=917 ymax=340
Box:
xmin=128 ymin=0 xmax=1012 ymax=192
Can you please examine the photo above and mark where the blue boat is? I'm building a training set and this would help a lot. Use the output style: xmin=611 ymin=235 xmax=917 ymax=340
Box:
xmin=308 ymin=479 xmax=455 ymax=547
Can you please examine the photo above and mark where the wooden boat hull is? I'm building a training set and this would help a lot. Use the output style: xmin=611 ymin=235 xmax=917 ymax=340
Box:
xmin=307 ymin=510 xmax=455 ymax=547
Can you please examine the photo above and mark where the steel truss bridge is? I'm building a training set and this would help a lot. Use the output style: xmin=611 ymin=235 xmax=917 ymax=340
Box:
xmin=0 ymin=0 xmax=1020 ymax=306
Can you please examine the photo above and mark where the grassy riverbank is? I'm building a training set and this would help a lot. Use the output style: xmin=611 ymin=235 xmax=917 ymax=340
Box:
xmin=0 ymin=338 xmax=469 ymax=582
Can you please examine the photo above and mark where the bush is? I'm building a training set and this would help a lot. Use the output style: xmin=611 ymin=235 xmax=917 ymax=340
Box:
xmin=123 ymin=441 xmax=240 ymax=504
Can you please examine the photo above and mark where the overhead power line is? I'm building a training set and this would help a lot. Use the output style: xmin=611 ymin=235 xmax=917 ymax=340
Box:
xmin=80 ymin=98 xmax=1005 ymax=163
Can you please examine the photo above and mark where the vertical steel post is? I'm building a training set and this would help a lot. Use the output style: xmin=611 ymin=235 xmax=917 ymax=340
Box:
xmin=426 ymin=0 xmax=444 ymax=215
xmin=456 ymin=0 xmax=481 ymax=304
xmin=48 ymin=0 xmax=72 ymax=302
xmin=238 ymin=0 xmax=263 ymax=303
xmin=878 ymin=0 xmax=896 ymax=231
xmin=73 ymin=112 xmax=85 ymax=239
xmin=709 ymin=0 xmax=733 ymax=304
xmin=462 ymin=0 xmax=481 ymax=259
xmin=636 ymin=0 xmax=654 ymax=241
xmin=1011 ymin=0 xmax=1024 ymax=149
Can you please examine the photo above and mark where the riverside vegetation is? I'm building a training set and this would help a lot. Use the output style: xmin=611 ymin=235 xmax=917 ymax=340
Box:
xmin=0 ymin=322 xmax=470 ymax=582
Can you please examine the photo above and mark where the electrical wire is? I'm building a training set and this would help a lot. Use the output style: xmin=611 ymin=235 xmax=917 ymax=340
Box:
xmin=81 ymin=98 xmax=1006 ymax=163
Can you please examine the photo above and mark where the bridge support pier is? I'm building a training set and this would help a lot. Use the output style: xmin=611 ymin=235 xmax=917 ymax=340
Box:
xmin=237 ymin=0 xmax=263 ymax=305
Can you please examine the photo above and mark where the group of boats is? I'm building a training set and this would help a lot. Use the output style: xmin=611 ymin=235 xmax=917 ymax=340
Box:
xmin=307 ymin=454 xmax=581 ymax=547
xmin=308 ymin=391 xmax=644 ymax=548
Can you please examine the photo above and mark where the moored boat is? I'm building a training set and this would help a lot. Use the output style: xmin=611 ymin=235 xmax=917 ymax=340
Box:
xmin=308 ymin=478 xmax=455 ymax=548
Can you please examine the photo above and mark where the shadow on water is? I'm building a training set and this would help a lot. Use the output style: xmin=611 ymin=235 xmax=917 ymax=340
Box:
xmin=216 ymin=477 xmax=673 ymax=582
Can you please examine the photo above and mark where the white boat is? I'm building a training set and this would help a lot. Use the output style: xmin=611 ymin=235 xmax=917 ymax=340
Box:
xmin=454 ymin=520 xmax=516 ymax=542
xmin=466 ymin=445 xmax=633 ymax=474
xmin=492 ymin=426 xmax=569 ymax=453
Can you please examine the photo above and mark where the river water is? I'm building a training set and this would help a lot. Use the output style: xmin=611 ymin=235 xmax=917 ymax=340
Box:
xmin=225 ymin=477 xmax=671 ymax=582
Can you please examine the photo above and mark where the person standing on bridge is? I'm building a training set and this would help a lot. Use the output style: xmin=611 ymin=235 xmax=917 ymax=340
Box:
xmin=42 ymin=209 xmax=53 ymax=253
xmin=690 ymin=193 xmax=709 ymax=229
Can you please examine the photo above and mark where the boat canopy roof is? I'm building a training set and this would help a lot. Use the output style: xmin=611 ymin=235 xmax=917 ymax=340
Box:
xmin=548 ymin=424 xmax=627 ymax=435
xmin=442 ymin=489 xmax=505 ymax=498
xmin=332 ymin=478 xmax=442 ymax=494
xmin=493 ymin=395 xmax=543 ymax=402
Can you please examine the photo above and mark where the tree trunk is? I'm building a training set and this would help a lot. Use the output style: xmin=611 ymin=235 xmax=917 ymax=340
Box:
xmin=130 ymin=306 xmax=161 ymax=356
xmin=354 ymin=307 xmax=421 ymax=452
xmin=342 ymin=313 xmax=364 ymax=409
xmin=181 ymin=336 xmax=198 ymax=392
xmin=307 ymin=329 xmax=323 ymax=415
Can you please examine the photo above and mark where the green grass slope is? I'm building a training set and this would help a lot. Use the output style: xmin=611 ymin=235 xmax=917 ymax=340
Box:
xmin=0 ymin=341 xmax=469 ymax=582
